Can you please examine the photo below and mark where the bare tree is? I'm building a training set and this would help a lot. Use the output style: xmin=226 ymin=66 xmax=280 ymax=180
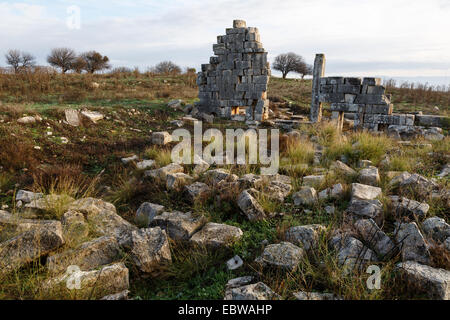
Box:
xmin=71 ymin=56 xmax=87 ymax=74
xmin=5 ymin=49 xmax=35 ymax=73
xmin=294 ymin=62 xmax=313 ymax=80
xmin=47 ymin=48 xmax=77 ymax=74
xmin=80 ymin=51 xmax=111 ymax=73
xmin=151 ymin=61 xmax=182 ymax=75
xmin=273 ymin=52 xmax=310 ymax=79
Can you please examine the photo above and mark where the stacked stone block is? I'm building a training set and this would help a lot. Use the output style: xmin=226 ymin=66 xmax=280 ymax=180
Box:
xmin=196 ymin=20 xmax=271 ymax=121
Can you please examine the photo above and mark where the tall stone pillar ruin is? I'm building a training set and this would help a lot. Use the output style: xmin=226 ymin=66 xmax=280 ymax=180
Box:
xmin=196 ymin=20 xmax=271 ymax=121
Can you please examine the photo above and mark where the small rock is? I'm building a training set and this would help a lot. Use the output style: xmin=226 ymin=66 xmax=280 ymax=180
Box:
xmin=293 ymin=291 xmax=340 ymax=300
xmin=422 ymin=217 xmax=450 ymax=243
xmin=190 ymin=223 xmax=243 ymax=249
xmin=81 ymin=110 xmax=104 ymax=123
xmin=101 ymin=290 xmax=129 ymax=300
xmin=330 ymin=233 xmax=378 ymax=270
xmin=121 ymin=155 xmax=138 ymax=164
xmin=285 ymin=224 xmax=326 ymax=251
xmin=237 ymin=189 xmax=266 ymax=221
xmin=65 ymin=109 xmax=81 ymax=127
xmin=358 ymin=166 xmax=380 ymax=186
xmin=192 ymin=155 xmax=210 ymax=175
xmin=303 ymin=175 xmax=325 ymax=187
xmin=324 ymin=205 xmax=335 ymax=214
xmin=168 ymin=99 xmax=183 ymax=110
xmin=351 ymin=183 xmax=382 ymax=201
xmin=152 ymin=132 xmax=172 ymax=145
xmin=17 ymin=116 xmax=36 ymax=124
xmin=354 ymin=218 xmax=396 ymax=258
xmin=184 ymin=182 xmax=211 ymax=203
xmin=225 ymin=282 xmax=280 ymax=300
xmin=395 ymin=222 xmax=431 ymax=264
xmin=145 ymin=163 xmax=183 ymax=180
xmin=293 ymin=187 xmax=317 ymax=206
xmin=205 ymin=169 xmax=232 ymax=185
xmin=151 ymin=211 xmax=206 ymax=241
xmin=389 ymin=196 xmax=430 ymax=218
xmin=136 ymin=160 xmax=156 ymax=170
xmin=15 ymin=190 xmax=43 ymax=203
xmin=255 ymin=242 xmax=304 ymax=271
xmin=130 ymin=227 xmax=172 ymax=274
xmin=318 ymin=183 xmax=344 ymax=200
xmin=135 ymin=202 xmax=165 ymax=226
xmin=331 ymin=160 xmax=357 ymax=176
xmin=226 ymin=255 xmax=244 ymax=270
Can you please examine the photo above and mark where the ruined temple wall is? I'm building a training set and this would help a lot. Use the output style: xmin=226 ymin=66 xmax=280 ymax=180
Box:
xmin=196 ymin=20 xmax=270 ymax=121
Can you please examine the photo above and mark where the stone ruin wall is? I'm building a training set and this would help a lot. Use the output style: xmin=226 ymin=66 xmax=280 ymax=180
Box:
xmin=311 ymin=54 xmax=448 ymax=133
xmin=196 ymin=20 xmax=270 ymax=121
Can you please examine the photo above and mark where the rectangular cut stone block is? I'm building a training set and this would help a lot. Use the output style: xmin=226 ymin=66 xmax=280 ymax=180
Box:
xmin=344 ymin=77 xmax=362 ymax=85
xmin=319 ymin=93 xmax=345 ymax=103
xmin=362 ymin=77 xmax=382 ymax=86
xmin=415 ymin=115 xmax=449 ymax=128
xmin=364 ymin=104 xmax=393 ymax=115
xmin=366 ymin=85 xmax=386 ymax=95
xmin=330 ymin=103 xmax=362 ymax=113
xmin=320 ymin=84 xmax=336 ymax=93
xmin=336 ymin=85 xmax=361 ymax=94
xmin=355 ymin=94 xmax=389 ymax=104
xmin=327 ymin=77 xmax=344 ymax=85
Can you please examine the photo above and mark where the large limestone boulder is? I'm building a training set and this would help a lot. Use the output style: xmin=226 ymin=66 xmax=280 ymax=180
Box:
xmin=345 ymin=199 xmax=384 ymax=225
xmin=150 ymin=211 xmax=206 ymax=241
xmin=303 ymin=175 xmax=325 ymax=188
xmin=69 ymin=198 xmax=137 ymax=247
xmin=330 ymin=233 xmax=378 ymax=271
xmin=397 ymin=173 xmax=439 ymax=200
xmin=45 ymin=263 xmax=129 ymax=300
xmin=331 ymin=160 xmax=357 ymax=176
xmin=225 ymin=282 xmax=280 ymax=300
xmin=0 ymin=221 xmax=65 ymax=275
xmin=395 ymin=222 xmax=431 ymax=264
xmin=351 ymin=183 xmax=382 ymax=201
xmin=190 ymin=223 xmax=243 ymax=249
xmin=255 ymin=242 xmax=304 ymax=271
xmin=237 ymin=189 xmax=266 ymax=221
xmin=318 ymin=183 xmax=344 ymax=200
xmin=47 ymin=236 xmax=121 ymax=274
xmin=285 ymin=224 xmax=326 ymax=251
xmin=396 ymin=261 xmax=450 ymax=300
xmin=262 ymin=181 xmax=292 ymax=202
xmin=129 ymin=227 xmax=171 ymax=274
xmin=354 ymin=219 xmax=396 ymax=258
xmin=205 ymin=169 xmax=233 ymax=185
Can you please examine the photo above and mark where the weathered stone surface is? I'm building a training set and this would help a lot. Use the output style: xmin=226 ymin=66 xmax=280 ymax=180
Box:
xmin=225 ymin=282 xmax=280 ymax=300
xmin=318 ymin=183 xmax=344 ymax=200
xmin=151 ymin=211 xmax=206 ymax=241
xmin=255 ymin=242 xmax=304 ymax=271
xmin=332 ymin=160 xmax=357 ymax=176
xmin=358 ymin=166 xmax=380 ymax=186
xmin=17 ymin=116 xmax=36 ymax=124
xmin=389 ymin=171 xmax=412 ymax=186
xmin=168 ymin=99 xmax=183 ymax=110
xmin=205 ymin=169 xmax=232 ymax=185
xmin=396 ymin=261 xmax=450 ymax=300
xmin=65 ymin=109 xmax=81 ymax=126
xmin=354 ymin=219 xmax=396 ymax=258
xmin=15 ymin=190 xmax=43 ymax=203
xmin=351 ymin=183 xmax=382 ymax=201
xmin=130 ymin=227 xmax=171 ymax=274
xmin=397 ymin=173 xmax=439 ymax=200
xmin=330 ymin=233 xmax=378 ymax=270
xmin=238 ymin=173 xmax=263 ymax=189
xmin=285 ymin=224 xmax=326 ymax=251
xmin=184 ymin=182 xmax=211 ymax=203
xmin=45 ymin=263 xmax=129 ymax=299
xmin=422 ymin=217 xmax=450 ymax=243
xmin=190 ymin=223 xmax=243 ymax=248
xmin=47 ymin=236 xmax=121 ymax=274
xmin=135 ymin=202 xmax=165 ymax=226
xmin=345 ymin=199 xmax=384 ymax=226
xmin=293 ymin=291 xmax=340 ymax=300
xmin=0 ymin=221 xmax=65 ymax=275
xmin=293 ymin=187 xmax=317 ymax=206
xmin=303 ymin=175 xmax=325 ymax=187
xmin=389 ymin=196 xmax=429 ymax=218
xmin=152 ymin=132 xmax=172 ymax=145
xmin=237 ymin=189 xmax=266 ymax=221
xmin=145 ymin=163 xmax=184 ymax=180
xmin=69 ymin=198 xmax=137 ymax=247
xmin=61 ymin=210 xmax=89 ymax=240
xmin=445 ymin=238 xmax=450 ymax=252
xmin=192 ymin=155 xmax=210 ymax=175
xmin=395 ymin=222 xmax=431 ymax=264
xmin=262 ymin=181 xmax=292 ymax=202
xmin=166 ymin=172 xmax=194 ymax=191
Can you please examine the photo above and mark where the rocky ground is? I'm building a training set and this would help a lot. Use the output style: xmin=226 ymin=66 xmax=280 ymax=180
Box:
xmin=0 ymin=78 xmax=449 ymax=300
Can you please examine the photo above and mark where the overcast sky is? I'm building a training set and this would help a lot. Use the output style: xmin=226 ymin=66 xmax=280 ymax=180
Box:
xmin=1 ymin=0 xmax=449 ymax=85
